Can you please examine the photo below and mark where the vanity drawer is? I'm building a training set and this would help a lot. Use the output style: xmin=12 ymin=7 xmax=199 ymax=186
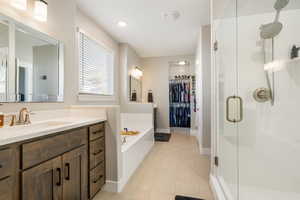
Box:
xmin=89 ymin=138 xmax=105 ymax=170
xmin=89 ymin=149 xmax=105 ymax=170
xmin=89 ymin=162 xmax=105 ymax=198
xmin=89 ymin=137 xmax=105 ymax=156
xmin=22 ymin=128 xmax=87 ymax=169
xmin=89 ymin=123 xmax=105 ymax=141
xmin=0 ymin=149 xmax=13 ymax=179
xmin=0 ymin=176 xmax=13 ymax=200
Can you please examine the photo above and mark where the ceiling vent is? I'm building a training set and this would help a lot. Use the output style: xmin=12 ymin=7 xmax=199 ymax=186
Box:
xmin=162 ymin=10 xmax=181 ymax=21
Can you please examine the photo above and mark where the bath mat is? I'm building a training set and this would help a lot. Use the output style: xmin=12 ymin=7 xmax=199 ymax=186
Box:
xmin=154 ymin=133 xmax=171 ymax=142
xmin=175 ymin=195 xmax=204 ymax=200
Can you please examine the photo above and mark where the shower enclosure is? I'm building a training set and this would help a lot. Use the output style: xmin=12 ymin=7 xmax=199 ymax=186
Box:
xmin=211 ymin=0 xmax=300 ymax=199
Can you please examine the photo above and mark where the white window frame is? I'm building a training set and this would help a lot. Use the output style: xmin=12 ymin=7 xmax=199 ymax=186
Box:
xmin=77 ymin=28 xmax=116 ymax=102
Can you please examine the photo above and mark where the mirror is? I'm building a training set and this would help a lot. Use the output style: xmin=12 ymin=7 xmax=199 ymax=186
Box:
xmin=129 ymin=75 xmax=142 ymax=102
xmin=0 ymin=14 xmax=64 ymax=103
xmin=0 ymin=22 xmax=9 ymax=102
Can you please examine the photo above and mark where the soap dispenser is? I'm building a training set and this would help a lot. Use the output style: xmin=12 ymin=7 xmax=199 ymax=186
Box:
xmin=0 ymin=112 xmax=4 ymax=128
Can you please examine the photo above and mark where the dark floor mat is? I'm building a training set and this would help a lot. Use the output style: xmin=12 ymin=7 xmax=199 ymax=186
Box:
xmin=175 ymin=195 xmax=204 ymax=200
xmin=154 ymin=133 xmax=171 ymax=142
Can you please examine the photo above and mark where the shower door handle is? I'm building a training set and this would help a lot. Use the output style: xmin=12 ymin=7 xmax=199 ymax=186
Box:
xmin=235 ymin=96 xmax=243 ymax=123
xmin=226 ymin=96 xmax=236 ymax=123
xmin=226 ymin=96 xmax=243 ymax=123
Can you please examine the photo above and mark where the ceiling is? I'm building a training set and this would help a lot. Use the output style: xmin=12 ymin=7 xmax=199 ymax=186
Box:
xmin=76 ymin=0 xmax=210 ymax=58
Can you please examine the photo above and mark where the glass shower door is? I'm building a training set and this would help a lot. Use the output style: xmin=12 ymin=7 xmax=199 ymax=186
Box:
xmin=237 ymin=1 xmax=300 ymax=199
xmin=213 ymin=0 xmax=239 ymax=199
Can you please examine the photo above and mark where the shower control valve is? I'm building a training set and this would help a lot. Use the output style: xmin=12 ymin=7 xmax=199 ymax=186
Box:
xmin=253 ymin=88 xmax=272 ymax=103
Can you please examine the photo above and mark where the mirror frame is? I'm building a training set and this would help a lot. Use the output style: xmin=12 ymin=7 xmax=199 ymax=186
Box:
xmin=129 ymin=75 xmax=142 ymax=102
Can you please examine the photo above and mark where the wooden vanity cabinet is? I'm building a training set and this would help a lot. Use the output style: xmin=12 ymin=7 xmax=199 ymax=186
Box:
xmin=88 ymin=123 xmax=106 ymax=199
xmin=0 ymin=122 xmax=105 ymax=200
xmin=0 ymin=176 xmax=14 ymax=200
xmin=22 ymin=146 xmax=88 ymax=200
xmin=62 ymin=146 xmax=88 ymax=200
xmin=22 ymin=157 xmax=63 ymax=200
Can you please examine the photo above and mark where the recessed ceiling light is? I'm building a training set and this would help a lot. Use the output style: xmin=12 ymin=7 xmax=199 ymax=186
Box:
xmin=117 ymin=21 xmax=127 ymax=27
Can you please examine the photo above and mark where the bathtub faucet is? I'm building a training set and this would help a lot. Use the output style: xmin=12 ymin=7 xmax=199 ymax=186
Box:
xmin=122 ymin=136 xmax=127 ymax=144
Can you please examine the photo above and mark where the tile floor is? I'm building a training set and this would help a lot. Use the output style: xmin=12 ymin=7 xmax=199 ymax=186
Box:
xmin=94 ymin=133 xmax=213 ymax=200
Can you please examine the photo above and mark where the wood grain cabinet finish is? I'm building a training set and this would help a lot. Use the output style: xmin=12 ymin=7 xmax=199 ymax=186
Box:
xmin=62 ymin=146 xmax=88 ymax=200
xmin=0 ymin=177 xmax=13 ymax=200
xmin=0 ymin=122 xmax=105 ymax=200
xmin=22 ymin=128 xmax=87 ymax=169
xmin=88 ymin=123 xmax=105 ymax=199
xmin=0 ymin=148 xmax=13 ymax=179
xmin=89 ymin=137 xmax=105 ymax=170
xmin=22 ymin=157 xmax=63 ymax=200
xmin=89 ymin=161 xmax=105 ymax=198
xmin=89 ymin=124 xmax=105 ymax=141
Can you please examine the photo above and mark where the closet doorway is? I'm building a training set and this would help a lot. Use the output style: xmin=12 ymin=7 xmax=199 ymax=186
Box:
xmin=169 ymin=61 xmax=195 ymax=135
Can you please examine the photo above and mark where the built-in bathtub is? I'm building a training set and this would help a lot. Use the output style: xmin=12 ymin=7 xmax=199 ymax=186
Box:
xmin=119 ymin=113 xmax=154 ymax=190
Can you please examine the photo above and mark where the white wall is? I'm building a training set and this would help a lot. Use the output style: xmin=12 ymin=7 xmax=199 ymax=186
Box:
xmin=195 ymin=25 xmax=211 ymax=151
xmin=119 ymin=44 xmax=142 ymax=105
xmin=142 ymin=55 xmax=195 ymax=132
xmin=119 ymin=43 xmax=153 ymax=113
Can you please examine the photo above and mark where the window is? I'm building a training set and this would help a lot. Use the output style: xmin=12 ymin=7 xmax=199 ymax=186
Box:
xmin=79 ymin=31 xmax=114 ymax=96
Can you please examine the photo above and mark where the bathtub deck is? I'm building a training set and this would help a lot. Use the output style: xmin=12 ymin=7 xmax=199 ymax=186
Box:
xmin=94 ymin=133 xmax=213 ymax=200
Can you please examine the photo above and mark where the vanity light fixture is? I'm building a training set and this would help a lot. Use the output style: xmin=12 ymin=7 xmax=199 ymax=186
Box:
xmin=178 ymin=61 xmax=186 ymax=65
xmin=11 ymin=0 xmax=27 ymax=10
xmin=131 ymin=67 xmax=143 ymax=79
xmin=34 ymin=0 xmax=48 ymax=22
xmin=117 ymin=21 xmax=127 ymax=27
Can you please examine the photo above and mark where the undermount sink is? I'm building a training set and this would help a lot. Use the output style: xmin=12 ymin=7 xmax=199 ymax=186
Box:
xmin=29 ymin=121 xmax=73 ymax=128
xmin=10 ymin=120 xmax=74 ymax=129
xmin=39 ymin=121 xmax=73 ymax=126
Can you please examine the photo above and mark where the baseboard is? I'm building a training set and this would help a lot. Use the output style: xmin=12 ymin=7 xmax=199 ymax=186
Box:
xmin=156 ymin=128 xmax=170 ymax=133
xmin=209 ymin=174 xmax=227 ymax=200
xmin=103 ymin=179 xmax=127 ymax=193
xmin=103 ymin=180 xmax=119 ymax=193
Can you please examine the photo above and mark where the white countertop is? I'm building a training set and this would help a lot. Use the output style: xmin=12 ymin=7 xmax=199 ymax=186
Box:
xmin=0 ymin=117 xmax=106 ymax=146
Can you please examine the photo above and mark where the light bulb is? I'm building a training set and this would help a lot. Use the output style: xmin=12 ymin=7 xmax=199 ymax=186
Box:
xmin=34 ymin=0 xmax=48 ymax=22
xmin=178 ymin=61 xmax=186 ymax=65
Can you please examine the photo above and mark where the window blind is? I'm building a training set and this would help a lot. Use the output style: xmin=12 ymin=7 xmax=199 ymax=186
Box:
xmin=79 ymin=31 xmax=114 ymax=96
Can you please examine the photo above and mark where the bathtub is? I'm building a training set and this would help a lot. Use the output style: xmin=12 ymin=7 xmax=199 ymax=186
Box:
xmin=119 ymin=113 xmax=154 ymax=190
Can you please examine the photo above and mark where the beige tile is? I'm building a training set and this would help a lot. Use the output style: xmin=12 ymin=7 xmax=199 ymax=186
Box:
xmin=94 ymin=133 xmax=213 ymax=200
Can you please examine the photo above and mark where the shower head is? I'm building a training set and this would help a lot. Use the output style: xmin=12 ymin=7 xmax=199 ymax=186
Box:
xmin=260 ymin=22 xmax=283 ymax=39
xmin=274 ymin=0 xmax=290 ymax=11
xmin=260 ymin=0 xmax=289 ymax=39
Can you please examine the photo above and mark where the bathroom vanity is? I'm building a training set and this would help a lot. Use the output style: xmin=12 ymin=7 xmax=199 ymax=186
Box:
xmin=0 ymin=121 xmax=106 ymax=200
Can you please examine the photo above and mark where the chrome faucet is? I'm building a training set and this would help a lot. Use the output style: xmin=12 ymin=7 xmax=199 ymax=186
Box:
xmin=18 ymin=107 xmax=31 ymax=125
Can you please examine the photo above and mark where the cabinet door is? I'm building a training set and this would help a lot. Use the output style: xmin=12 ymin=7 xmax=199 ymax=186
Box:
xmin=22 ymin=157 xmax=63 ymax=200
xmin=0 ymin=177 xmax=13 ymax=200
xmin=62 ymin=146 xmax=88 ymax=200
